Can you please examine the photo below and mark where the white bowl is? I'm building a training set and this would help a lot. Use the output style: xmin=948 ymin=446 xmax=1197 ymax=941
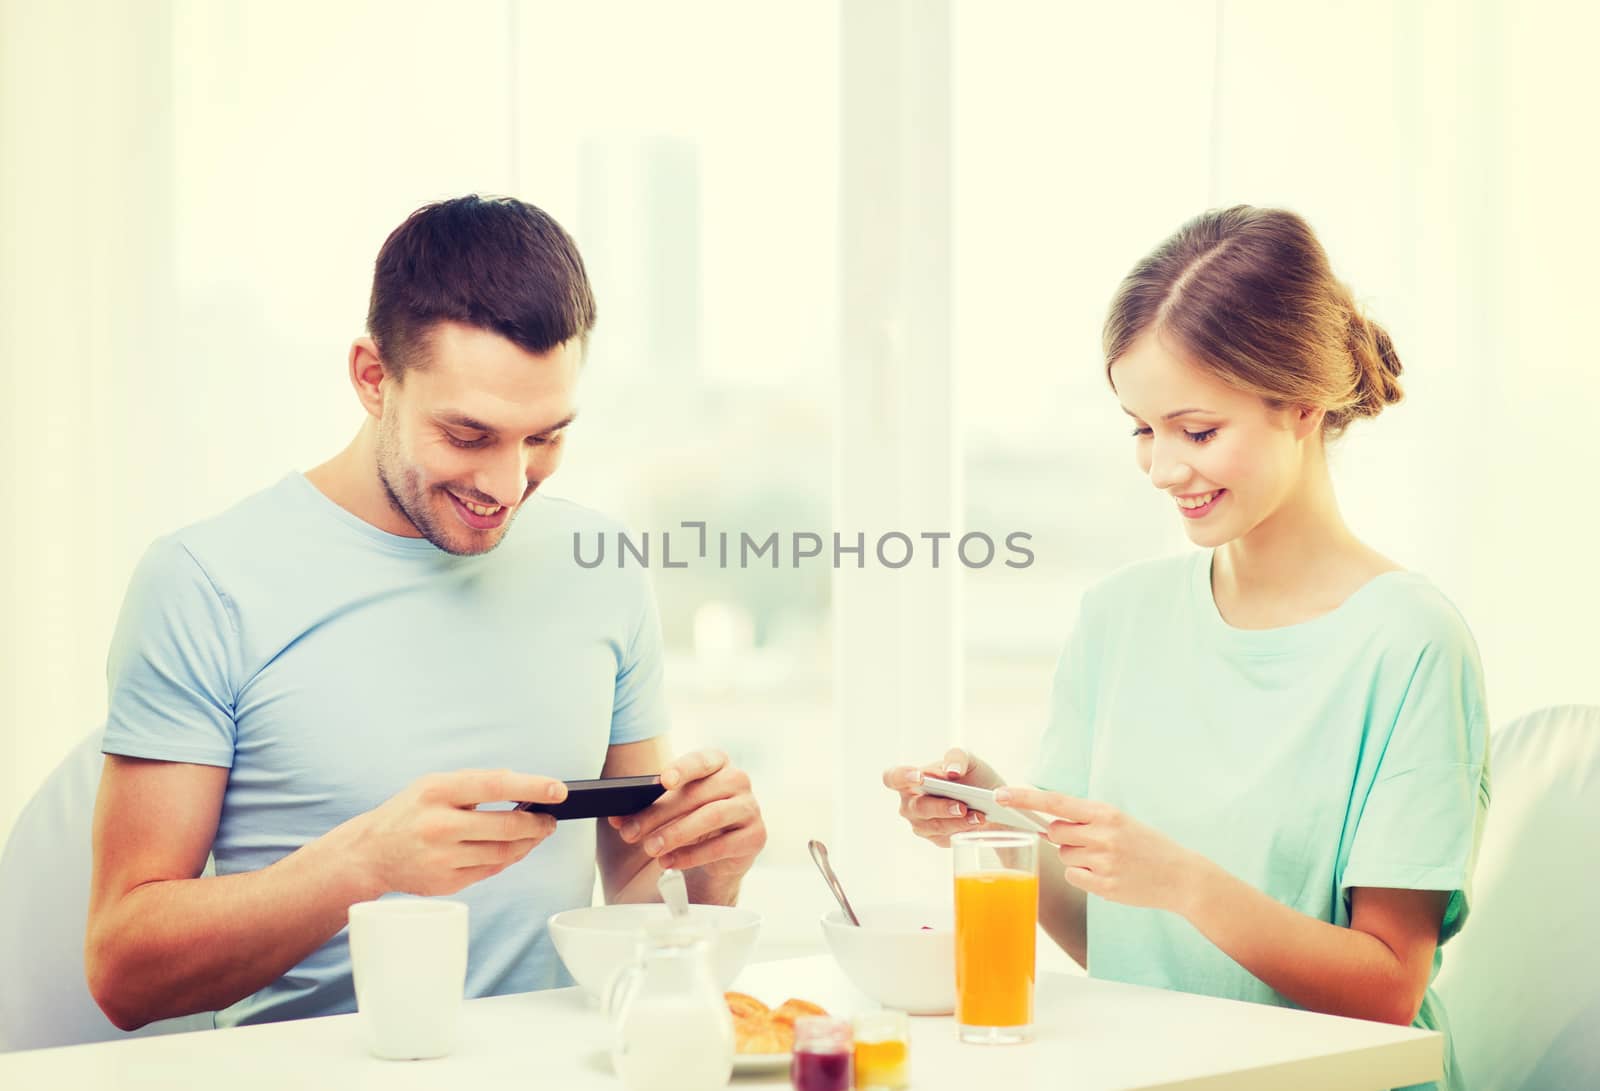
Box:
xmin=820 ymin=901 xmax=956 ymax=1015
xmin=547 ymin=903 xmax=761 ymax=1002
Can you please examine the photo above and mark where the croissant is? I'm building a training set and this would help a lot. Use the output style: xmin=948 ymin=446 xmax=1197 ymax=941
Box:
xmin=724 ymin=992 xmax=830 ymax=1054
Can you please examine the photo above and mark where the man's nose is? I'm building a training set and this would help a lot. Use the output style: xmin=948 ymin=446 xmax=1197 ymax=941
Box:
xmin=476 ymin=447 xmax=531 ymax=508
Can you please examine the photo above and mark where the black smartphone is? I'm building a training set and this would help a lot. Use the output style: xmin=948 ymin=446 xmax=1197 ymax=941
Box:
xmin=515 ymin=775 xmax=666 ymax=820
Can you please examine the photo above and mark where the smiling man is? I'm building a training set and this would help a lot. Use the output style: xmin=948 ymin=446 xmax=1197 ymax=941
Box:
xmin=84 ymin=196 xmax=767 ymax=1031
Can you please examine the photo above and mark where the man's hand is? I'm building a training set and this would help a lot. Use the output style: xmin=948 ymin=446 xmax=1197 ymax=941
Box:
xmin=606 ymin=749 xmax=766 ymax=885
xmin=351 ymin=769 xmax=567 ymax=896
xmin=882 ymin=747 xmax=1004 ymax=848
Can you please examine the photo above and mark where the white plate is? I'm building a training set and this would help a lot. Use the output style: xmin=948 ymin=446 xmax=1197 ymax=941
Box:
xmin=732 ymin=1051 xmax=791 ymax=1074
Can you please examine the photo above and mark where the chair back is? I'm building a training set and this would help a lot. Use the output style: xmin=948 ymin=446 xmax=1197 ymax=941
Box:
xmin=0 ymin=729 xmax=215 ymax=1051
xmin=1434 ymin=704 xmax=1600 ymax=1090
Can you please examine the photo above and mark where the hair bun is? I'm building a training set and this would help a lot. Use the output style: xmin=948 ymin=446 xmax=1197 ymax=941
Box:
xmin=1348 ymin=311 xmax=1404 ymax=420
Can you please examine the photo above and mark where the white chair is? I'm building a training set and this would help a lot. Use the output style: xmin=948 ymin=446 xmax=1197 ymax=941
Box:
xmin=1434 ymin=704 xmax=1600 ymax=1090
xmin=0 ymin=729 xmax=215 ymax=1051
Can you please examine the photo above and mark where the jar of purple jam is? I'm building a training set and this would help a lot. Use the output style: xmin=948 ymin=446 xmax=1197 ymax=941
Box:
xmin=790 ymin=1014 xmax=853 ymax=1091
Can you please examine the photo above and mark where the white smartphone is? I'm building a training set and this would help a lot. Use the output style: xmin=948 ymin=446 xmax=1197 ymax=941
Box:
xmin=913 ymin=777 xmax=1051 ymax=834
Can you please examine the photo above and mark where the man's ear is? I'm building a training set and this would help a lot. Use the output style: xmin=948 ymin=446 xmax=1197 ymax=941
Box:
xmin=1292 ymin=404 xmax=1326 ymax=441
xmin=349 ymin=337 xmax=389 ymax=420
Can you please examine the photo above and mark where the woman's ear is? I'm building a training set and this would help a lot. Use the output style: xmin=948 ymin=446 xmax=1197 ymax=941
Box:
xmin=1293 ymin=405 xmax=1326 ymax=440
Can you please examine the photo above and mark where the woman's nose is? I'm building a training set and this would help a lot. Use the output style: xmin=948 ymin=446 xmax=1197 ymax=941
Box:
xmin=1147 ymin=438 xmax=1190 ymax=491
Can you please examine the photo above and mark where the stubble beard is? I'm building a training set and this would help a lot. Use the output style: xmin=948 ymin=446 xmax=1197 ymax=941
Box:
xmin=374 ymin=414 xmax=514 ymax=558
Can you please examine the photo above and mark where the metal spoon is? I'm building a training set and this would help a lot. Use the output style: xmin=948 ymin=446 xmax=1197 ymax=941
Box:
xmin=657 ymin=866 xmax=690 ymax=920
xmin=807 ymin=839 xmax=861 ymax=927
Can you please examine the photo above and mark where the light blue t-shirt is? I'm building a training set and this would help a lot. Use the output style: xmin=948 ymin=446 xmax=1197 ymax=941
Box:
xmin=102 ymin=473 xmax=668 ymax=1027
xmin=1033 ymin=551 xmax=1490 ymax=1091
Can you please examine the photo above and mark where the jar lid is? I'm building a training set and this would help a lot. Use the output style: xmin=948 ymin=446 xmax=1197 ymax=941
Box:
xmin=853 ymin=1009 xmax=910 ymax=1041
xmin=793 ymin=1014 xmax=853 ymax=1052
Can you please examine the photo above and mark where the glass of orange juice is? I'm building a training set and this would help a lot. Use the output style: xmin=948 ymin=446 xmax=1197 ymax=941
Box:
xmin=951 ymin=830 xmax=1039 ymax=1044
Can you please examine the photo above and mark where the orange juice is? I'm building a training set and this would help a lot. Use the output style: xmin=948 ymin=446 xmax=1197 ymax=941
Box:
xmin=954 ymin=869 xmax=1038 ymax=1028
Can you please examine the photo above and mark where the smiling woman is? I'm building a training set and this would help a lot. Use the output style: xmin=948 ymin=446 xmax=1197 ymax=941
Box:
xmin=1106 ymin=209 xmax=1406 ymax=568
xmin=895 ymin=206 xmax=1490 ymax=1091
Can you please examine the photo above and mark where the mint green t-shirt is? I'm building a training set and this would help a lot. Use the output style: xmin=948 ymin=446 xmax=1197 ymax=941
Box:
xmin=1032 ymin=552 xmax=1490 ymax=1091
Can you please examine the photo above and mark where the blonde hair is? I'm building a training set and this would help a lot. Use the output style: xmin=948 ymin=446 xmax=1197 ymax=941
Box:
xmin=1103 ymin=206 xmax=1402 ymax=437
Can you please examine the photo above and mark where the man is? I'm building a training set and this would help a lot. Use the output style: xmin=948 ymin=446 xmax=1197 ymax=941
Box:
xmin=84 ymin=195 xmax=766 ymax=1030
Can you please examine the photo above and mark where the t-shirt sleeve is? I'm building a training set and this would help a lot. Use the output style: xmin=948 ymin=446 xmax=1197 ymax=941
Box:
xmin=609 ymin=574 xmax=670 ymax=746
xmin=1031 ymin=593 xmax=1097 ymax=797
xmin=102 ymin=537 xmax=240 ymax=768
xmin=1340 ymin=630 xmax=1491 ymax=944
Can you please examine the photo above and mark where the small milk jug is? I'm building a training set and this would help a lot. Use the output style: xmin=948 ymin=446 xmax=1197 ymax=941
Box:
xmin=608 ymin=923 xmax=735 ymax=1091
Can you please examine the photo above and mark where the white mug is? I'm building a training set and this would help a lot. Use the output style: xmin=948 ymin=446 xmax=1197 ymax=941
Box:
xmin=348 ymin=898 xmax=469 ymax=1060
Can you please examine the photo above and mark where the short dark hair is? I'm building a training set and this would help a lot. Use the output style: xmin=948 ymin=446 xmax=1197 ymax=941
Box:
xmin=367 ymin=195 xmax=597 ymax=374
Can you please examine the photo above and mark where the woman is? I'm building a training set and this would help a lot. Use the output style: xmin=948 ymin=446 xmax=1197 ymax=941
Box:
xmin=885 ymin=206 xmax=1488 ymax=1091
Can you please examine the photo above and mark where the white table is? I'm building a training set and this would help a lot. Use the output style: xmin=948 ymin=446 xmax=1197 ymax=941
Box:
xmin=0 ymin=955 xmax=1440 ymax=1089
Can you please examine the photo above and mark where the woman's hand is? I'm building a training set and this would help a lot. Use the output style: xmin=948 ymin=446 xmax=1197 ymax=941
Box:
xmin=882 ymin=749 xmax=1004 ymax=848
xmin=994 ymin=786 xmax=1205 ymax=912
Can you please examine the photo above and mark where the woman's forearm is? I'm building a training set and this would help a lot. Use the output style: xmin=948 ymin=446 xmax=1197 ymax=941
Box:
xmin=1037 ymin=852 xmax=1088 ymax=969
xmin=1177 ymin=859 xmax=1423 ymax=1025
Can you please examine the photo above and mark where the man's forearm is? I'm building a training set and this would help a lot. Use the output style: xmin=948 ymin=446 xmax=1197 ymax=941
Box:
xmin=683 ymin=867 xmax=741 ymax=906
xmin=602 ymin=843 xmax=742 ymax=907
xmin=605 ymin=852 xmax=663 ymax=904
xmin=87 ymin=817 xmax=382 ymax=1030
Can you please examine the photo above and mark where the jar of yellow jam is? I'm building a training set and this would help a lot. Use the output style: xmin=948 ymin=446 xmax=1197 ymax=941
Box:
xmin=852 ymin=1011 xmax=910 ymax=1090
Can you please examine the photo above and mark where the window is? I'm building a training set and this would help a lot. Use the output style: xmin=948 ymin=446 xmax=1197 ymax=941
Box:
xmin=514 ymin=2 xmax=841 ymax=952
